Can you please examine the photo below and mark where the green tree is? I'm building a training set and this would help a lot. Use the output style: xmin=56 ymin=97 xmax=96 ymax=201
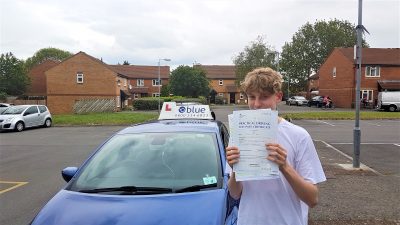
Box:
xmin=25 ymin=47 xmax=73 ymax=70
xmin=0 ymin=52 xmax=30 ymax=96
xmin=123 ymin=60 xmax=130 ymax=65
xmin=169 ymin=66 xmax=210 ymax=97
xmin=160 ymin=83 xmax=171 ymax=97
xmin=233 ymin=36 xmax=278 ymax=85
xmin=280 ymin=19 xmax=369 ymax=93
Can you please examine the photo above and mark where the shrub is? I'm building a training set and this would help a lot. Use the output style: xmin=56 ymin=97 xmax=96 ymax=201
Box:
xmin=215 ymin=96 xmax=227 ymax=105
xmin=133 ymin=98 xmax=162 ymax=110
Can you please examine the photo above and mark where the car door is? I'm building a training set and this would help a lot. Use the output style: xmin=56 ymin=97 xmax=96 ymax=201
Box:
xmin=23 ymin=106 xmax=40 ymax=127
xmin=38 ymin=106 xmax=48 ymax=125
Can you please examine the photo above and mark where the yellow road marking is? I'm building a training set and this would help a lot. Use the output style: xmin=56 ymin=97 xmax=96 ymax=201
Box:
xmin=0 ymin=181 xmax=29 ymax=194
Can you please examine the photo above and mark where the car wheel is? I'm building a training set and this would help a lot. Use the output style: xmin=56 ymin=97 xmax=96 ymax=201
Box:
xmin=44 ymin=118 xmax=52 ymax=127
xmin=296 ymin=102 xmax=299 ymax=106
xmin=15 ymin=121 xmax=24 ymax=132
xmin=389 ymin=105 xmax=397 ymax=112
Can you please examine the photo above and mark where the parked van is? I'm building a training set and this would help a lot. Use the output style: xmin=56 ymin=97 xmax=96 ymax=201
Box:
xmin=377 ymin=91 xmax=400 ymax=112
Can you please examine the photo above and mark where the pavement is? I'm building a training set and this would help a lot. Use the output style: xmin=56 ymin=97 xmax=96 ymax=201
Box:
xmin=309 ymin=140 xmax=400 ymax=225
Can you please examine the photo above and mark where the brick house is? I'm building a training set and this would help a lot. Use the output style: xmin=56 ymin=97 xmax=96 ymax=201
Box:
xmin=108 ymin=65 xmax=170 ymax=99
xmin=26 ymin=60 xmax=59 ymax=97
xmin=307 ymin=72 xmax=319 ymax=99
xmin=46 ymin=52 xmax=130 ymax=114
xmin=318 ymin=48 xmax=400 ymax=108
xmin=196 ymin=65 xmax=244 ymax=104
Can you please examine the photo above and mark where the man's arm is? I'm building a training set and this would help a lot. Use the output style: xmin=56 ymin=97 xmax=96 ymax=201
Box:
xmin=226 ymin=146 xmax=243 ymax=200
xmin=266 ymin=143 xmax=319 ymax=208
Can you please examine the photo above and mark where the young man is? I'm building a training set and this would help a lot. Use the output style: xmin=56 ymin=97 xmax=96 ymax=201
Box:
xmin=226 ymin=67 xmax=326 ymax=225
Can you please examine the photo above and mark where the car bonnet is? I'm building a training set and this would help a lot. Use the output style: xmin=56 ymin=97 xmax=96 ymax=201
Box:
xmin=31 ymin=189 xmax=228 ymax=225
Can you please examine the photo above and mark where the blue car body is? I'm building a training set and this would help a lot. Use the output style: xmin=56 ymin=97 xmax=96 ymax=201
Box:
xmin=31 ymin=119 xmax=236 ymax=225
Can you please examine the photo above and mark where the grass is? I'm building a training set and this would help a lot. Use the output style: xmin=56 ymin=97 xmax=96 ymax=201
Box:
xmin=280 ymin=111 xmax=400 ymax=120
xmin=53 ymin=112 xmax=158 ymax=126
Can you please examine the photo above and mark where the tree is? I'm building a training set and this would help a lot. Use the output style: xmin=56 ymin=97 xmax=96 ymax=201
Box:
xmin=25 ymin=47 xmax=73 ymax=70
xmin=280 ymin=19 xmax=369 ymax=93
xmin=0 ymin=52 xmax=30 ymax=96
xmin=160 ymin=83 xmax=171 ymax=97
xmin=233 ymin=36 xmax=278 ymax=85
xmin=169 ymin=66 xmax=210 ymax=97
xmin=123 ymin=60 xmax=130 ymax=65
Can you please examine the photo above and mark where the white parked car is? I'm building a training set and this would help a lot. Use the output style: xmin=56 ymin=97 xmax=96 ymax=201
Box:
xmin=0 ymin=103 xmax=14 ymax=114
xmin=288 ymin=96 xmax=308 ymax=106
xmin=0 ymin=105 xmax=52 ymax=132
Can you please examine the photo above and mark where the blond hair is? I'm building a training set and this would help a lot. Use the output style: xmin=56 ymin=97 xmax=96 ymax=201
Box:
xmin=241 ymin=67 xmax=283 ymax=95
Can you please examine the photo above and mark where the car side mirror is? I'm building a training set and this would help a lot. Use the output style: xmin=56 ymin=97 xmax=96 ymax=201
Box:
xmin=61 ymin=167 xmax=78 ymax=182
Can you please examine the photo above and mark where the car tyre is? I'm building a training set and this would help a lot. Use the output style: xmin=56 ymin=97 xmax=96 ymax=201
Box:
xmin=389 ymin=105 xmax=397 ymax=112
xmin=44 ymin=118 xmax=52 ymax=127
xmin=15 ymin=121 xmax=24 ymax=132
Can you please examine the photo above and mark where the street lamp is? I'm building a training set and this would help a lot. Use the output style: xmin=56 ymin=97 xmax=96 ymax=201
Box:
xmin=158 ymin=58 xmax=171 ymax=113
xmin=267 ymin=51 xmax=288 ymax=97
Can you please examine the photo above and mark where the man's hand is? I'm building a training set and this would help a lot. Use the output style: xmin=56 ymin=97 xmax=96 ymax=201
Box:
xmin=226 ymin=146 xmax=240 ymax=168
xmin=266 ymin=143 xmax=288 ymax=170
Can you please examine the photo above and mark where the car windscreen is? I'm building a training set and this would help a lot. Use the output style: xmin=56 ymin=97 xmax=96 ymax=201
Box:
xmin=68 ymin=132 xmax=221 ymax=193
xmin=2 ymin=106 xmax=28 ymax=115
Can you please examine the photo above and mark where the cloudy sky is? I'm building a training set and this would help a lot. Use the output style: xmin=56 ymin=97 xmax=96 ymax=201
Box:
xmin=1 ymin=0 xmax=399 ymax=69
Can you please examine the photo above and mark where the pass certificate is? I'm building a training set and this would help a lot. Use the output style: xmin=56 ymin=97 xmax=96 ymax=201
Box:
xmin=230 ymin=109 xmax=279 ymax=181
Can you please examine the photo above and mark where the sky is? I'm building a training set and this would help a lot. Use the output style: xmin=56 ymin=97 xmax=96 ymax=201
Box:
xmin=1 ymin=0 xmax=399 ymax=69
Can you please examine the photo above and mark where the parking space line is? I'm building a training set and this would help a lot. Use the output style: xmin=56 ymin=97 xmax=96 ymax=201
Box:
xmin=0 ymin=181 xmax=28 ymax=194
xmin=317 ymin=120 xmax=335 ymax=126
xmin=330 ymin=142 xmax=400 ymax=145
xmin=316 ymin=140 xmax=382 ymax=176
xmin=394 ymin=144 xmax=400 ymax=147
xmin=363 ymin=122 xmax=381 ymax=126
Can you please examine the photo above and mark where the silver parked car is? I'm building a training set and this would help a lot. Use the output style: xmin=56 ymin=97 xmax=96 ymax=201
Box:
xmin=0 ymin=103 xmax=14 ymax=114
xmin=0 ymin=105 xmax=52 ymax=132
xmin=288 ymin=96 xmax=308 ymax=106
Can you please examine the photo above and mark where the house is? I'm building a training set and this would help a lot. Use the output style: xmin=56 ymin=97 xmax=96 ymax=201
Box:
xmin=318 ymin=48 xmax=400 ymax=108
xmin=196 ymin=65 xmax=244 ymax=104
xmin=26 ymin=60 xmax=59 ymax=98
xmin=108 ymin=65 xmax=170 ymax=99
xmin=306 ymin=72 xmax=319 ymax=99
xmin=46 ymin=52 xmax=130 ymax=114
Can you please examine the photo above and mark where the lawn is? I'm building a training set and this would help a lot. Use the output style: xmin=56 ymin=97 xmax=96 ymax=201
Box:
xmin=53 ymin=111 xmax=158 ymax=126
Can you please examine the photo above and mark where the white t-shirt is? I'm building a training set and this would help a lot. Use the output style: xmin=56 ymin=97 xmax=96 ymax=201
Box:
xmin=227 ymin=119 xmax=326 ymax=225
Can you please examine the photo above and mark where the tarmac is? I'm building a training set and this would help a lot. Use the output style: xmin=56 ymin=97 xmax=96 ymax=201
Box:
xmin=309 ymin=141 xmax=400 ymax=225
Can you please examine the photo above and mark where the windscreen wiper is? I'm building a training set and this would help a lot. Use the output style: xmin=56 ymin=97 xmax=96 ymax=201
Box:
xmin=175 ymin=183 xmax=217 ymax=193
xmin=79 ymin=186 xmax=173 ymax=195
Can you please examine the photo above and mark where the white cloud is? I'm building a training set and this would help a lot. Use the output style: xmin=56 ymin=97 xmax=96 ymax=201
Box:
xmin=1 ymin=0 xmax=399 ymax=68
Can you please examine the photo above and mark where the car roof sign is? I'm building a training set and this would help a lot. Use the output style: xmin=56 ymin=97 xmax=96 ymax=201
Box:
xmin=159 ymin=102 xmax=213 ymax=120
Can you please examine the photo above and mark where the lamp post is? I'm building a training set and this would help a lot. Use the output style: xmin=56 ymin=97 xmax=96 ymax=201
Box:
xmin=267 ymin=51 xmax=287 ymax=97
xmin=158 ymin=58 xmax=171 ymax=113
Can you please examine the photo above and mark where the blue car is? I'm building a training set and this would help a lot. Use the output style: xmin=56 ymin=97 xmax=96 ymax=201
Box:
xmin=30 ymin=103 xmax=237 ymax=225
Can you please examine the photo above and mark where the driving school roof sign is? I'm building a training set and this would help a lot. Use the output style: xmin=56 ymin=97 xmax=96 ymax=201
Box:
xmin=159 ymin=102 xmax=213 ymax=120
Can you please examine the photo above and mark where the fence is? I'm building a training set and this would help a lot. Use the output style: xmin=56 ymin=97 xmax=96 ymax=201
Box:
xmin=73 ymin=98 xmax=116 ymax=114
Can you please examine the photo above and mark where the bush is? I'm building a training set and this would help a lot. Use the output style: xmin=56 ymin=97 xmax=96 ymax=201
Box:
xmin=0 ymin=92 xmax=7 ymax=101
xmin=215 ymin=96 xmax=227 ymax=105
xmin=133 ymin=98 xmax=162 ymax=110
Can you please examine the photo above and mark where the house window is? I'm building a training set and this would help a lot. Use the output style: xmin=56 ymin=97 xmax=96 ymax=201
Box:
xmin=124 ymin=79 xmax=127 ymax=87
xmin=76 ymin=73 xmax=83 ymax=84
xmin=218 ymin=93 xmax=224 ymax=97
xmin=129 ymin=84 xmax=132 ymax=89
xmin=152 ymin=79 xmax=162 ymax=86
xmin=124 ymin=99 xmax=128 ymax=106
xmin=219 ymin=80 xmax=223 ymax=86
xmin=332 ymin=67 xmax=336 ymax=78
xmin=152 ymin=93 xmax=160 ymax=97
xmin=117 ymin=79 xmax=121 ymax=86
xmin=137 ymin=79 xmax=144 ymax=86
xmin=240 ymin=93 xmax=244 ymax=100
xmin=360 ymin=90 xmax=373 ymax=102
xmin=366 ymin=66 xmax=380 ymax=77
xmin=133 ymin=94 xmax=139 ymax=99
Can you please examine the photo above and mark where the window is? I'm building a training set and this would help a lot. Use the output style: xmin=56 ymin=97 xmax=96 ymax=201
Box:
xmin=366 ymin=66 xmax=380 ymax=77
xmin=332 ymin=67 xmax=336 ymax=78
xmin=124 ymin=79 xmax=127 ymax=87
xmin=152 ymin=79 xmax=162 ymax=86
xmin=137 ymin=79 xmax=144 ymax=86
xmin=38 ymin=106 xmax=47 ymax=113
xmin=129 ymin=84 xmax=132 ymax=89
xmin=77 ymin=73 xmax=83 ymax=84
xmin=219 ymin=80 xmax=223 ymax=86
xmin=360 ymin=90 xmax=373 ymax=101
xmin=117 ymin=79 xmax=121 ymax=86
xmin=133 ymin=94 xmax=139 ymax=99
xmin=240 ymin=93 xmax=244 ymax=99
xmin=218 ymin=93 xmax=224 ymax=97
xmin=124 ymin=100 xmax=128 ymax=106
xmin=152 ymin=93 xmax=160 ymax=97
xmin=24 ymin=106 xmax=38 ymax=116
